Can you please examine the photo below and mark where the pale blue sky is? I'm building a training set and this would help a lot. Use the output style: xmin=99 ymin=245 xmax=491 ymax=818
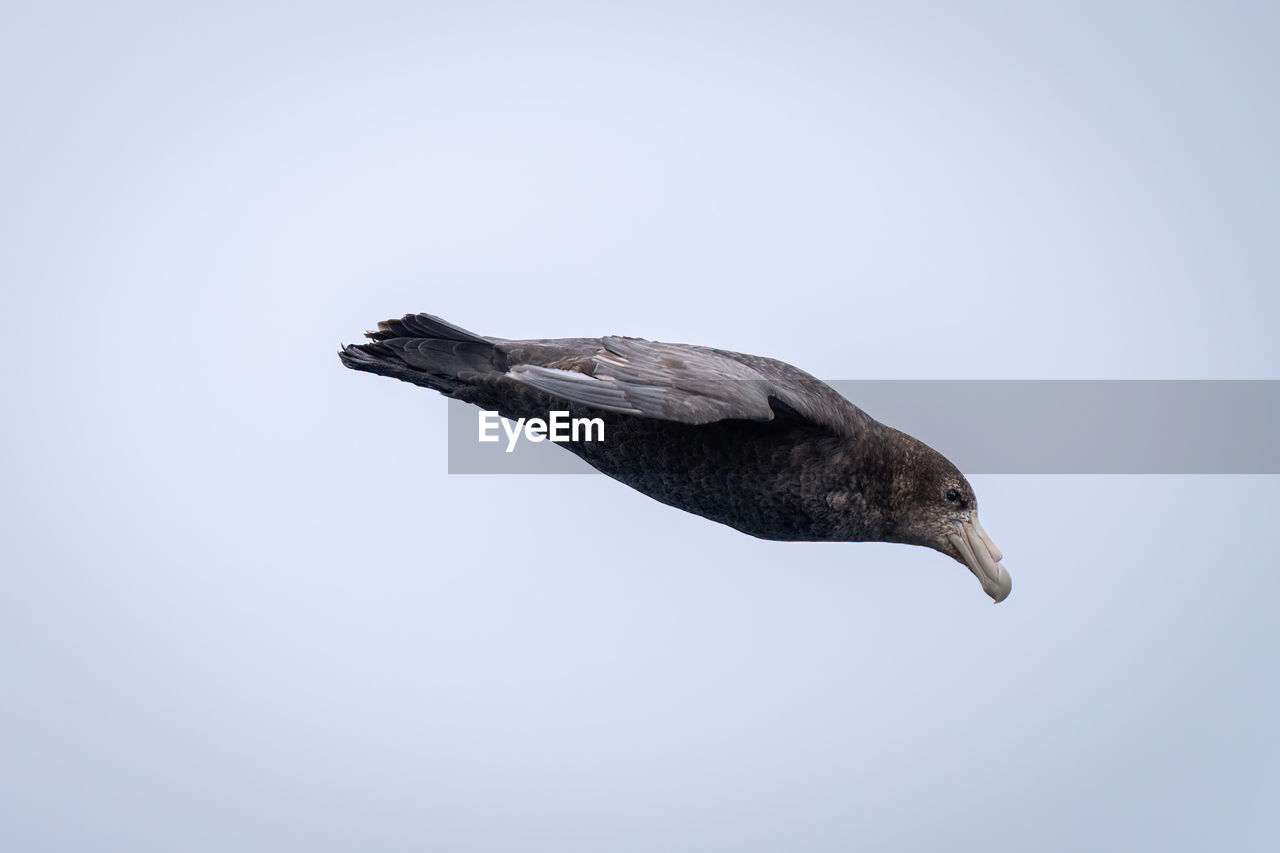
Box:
xmin=3 ymin=2 xmax=1278 ymax=851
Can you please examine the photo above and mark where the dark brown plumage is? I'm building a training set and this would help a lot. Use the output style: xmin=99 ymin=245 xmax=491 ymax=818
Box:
xmin=340 ymin=312 xmax=1012 ymax=601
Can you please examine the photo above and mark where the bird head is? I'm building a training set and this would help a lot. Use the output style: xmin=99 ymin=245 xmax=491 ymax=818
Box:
xmin=882 ymin=433 xmax=1013 ymax=603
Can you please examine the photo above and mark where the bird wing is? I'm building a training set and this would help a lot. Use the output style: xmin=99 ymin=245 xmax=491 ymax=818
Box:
xmin=502 ymin=335 xmax=874 ymax=438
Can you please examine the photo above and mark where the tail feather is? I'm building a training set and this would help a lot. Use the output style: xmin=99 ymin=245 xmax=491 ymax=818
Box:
xmin=339 ymin=313 xmax=502 ymax=393
xmin=395 ymin=338 xmax=498 ymax=377
xmin=365 ymin=312 xmax=490 ymax=343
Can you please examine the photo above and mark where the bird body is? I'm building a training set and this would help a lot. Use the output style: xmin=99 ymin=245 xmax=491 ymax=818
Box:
xmin=340 ymin=313 xmax=1012 ymax=602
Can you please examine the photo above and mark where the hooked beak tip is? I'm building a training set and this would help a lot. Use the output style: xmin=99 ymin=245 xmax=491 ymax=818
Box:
xmin=987 ymin=566 xmax=1012 ymax=603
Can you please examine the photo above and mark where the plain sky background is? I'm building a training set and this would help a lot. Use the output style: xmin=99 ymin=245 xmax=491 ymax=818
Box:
xmin=3 ymin=2 xmax=1278 ymax=851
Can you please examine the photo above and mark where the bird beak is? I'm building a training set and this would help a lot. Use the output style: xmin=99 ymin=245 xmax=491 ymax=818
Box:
xmin=948 ymin=514 xmax=1012 ymax=603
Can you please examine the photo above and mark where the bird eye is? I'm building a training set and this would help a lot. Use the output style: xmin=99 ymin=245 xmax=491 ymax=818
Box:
xmin=945 ymin=488 xmax=961 ymax=503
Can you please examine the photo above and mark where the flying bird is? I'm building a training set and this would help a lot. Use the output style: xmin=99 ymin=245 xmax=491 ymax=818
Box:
xmin=340 ymin=313 xmax=1012 ymax=602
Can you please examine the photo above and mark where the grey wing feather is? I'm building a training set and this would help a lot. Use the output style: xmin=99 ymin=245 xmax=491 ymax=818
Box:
xmin=506 ymin=365 xmax=646 ymax=415
xmin=503 ymin=336 xmax=872 ymax=436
